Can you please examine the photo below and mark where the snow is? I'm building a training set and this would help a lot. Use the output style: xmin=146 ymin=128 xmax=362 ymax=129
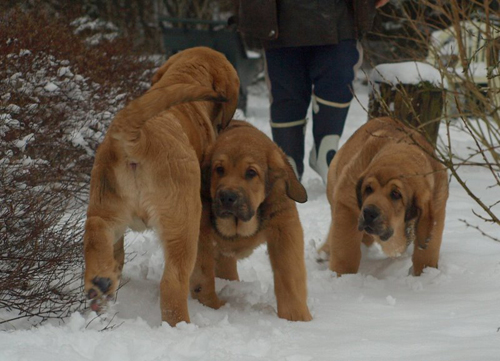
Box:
xmin=70 ymin=16 xmax=119 ymax=45
xmin=14 ymin=133 xmax=35 ymax=152
xmin=427 ymin=19 xmax=500 ymax=84
xmin=58 ymin=66 xmax=73 ymax=78
xmin=44 ymin=82 xmax=59 ymax=92
xmin=370 ymin=62 xmax=448 ymax=88
xmin=1 ymin=80 xmax=500 ymax=361
xmin=70 ymin=16 xmax=119 ymax=34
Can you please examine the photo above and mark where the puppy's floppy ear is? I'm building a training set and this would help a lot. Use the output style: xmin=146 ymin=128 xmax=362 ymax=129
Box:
xmin=200 ymin=144 xmax=214 ymax=199
xmin=405 ymin=196 xmax=419 ymax=222
xmin=268 ymin=149 xmax=307 ymax=203
xmin=406 ymin=190 xmax=434 ymax=249
xmin=355 ymin=176 xmax=365 ymax=209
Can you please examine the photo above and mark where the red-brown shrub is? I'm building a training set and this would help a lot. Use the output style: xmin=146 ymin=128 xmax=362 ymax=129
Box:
xmin=0 ymin=7 xmax=161 ymax=326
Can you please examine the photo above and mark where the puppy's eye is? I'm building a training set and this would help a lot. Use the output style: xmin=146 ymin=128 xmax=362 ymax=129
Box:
xmin=365 ymin=185 xmax=373 ymax=195
xmin=215 ymin=166 xmax=224 ymax=176
xmin=390 ymin=190 xmax=402 ymax=200
xmin=245 ymin=168 xmax=257 ymax=179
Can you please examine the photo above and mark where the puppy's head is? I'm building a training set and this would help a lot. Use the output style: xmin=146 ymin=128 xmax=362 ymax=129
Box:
xmin=355 ymin=166 xmax=422 ymax=256
xmin=203 ymin=122 xmax=306 ymax=240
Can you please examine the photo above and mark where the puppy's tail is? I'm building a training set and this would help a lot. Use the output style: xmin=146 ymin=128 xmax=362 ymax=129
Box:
xmin=110 ymin=83 xmax=227 ymax=145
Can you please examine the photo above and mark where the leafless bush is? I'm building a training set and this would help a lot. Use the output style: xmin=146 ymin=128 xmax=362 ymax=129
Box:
xmin=0 ymin=7 xmax=160 ymax=326
xmin=368 ymin=0 xmax=499 ymax=239
xmin=161 ymin=0 xmax=234 ymax=21
xmin=1 ymin=0 xmax=236 ymax=52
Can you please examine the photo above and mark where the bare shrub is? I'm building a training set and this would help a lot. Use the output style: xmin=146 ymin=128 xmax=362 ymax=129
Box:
xmin=0 ymin=7 xmax=160 ymax=326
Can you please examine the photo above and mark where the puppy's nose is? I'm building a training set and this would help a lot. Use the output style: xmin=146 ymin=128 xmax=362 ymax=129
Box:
xmin=218 ymin=190 xmax=239 ymax=208
xmin=363 ymin=205 xmax=380 ymax=224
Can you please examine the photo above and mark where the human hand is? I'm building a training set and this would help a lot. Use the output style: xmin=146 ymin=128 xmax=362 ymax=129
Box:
xmin=376 ymin=0 xmax=390 ymax=8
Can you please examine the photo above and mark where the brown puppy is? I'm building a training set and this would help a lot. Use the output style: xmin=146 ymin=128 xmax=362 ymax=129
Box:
xmin=190 ymin=120 xmax=312 ymax=322
xmin=319 ymin=117 xmax=448 ymax=276
xmin=83 ymin=47 xmax=240 ymax=326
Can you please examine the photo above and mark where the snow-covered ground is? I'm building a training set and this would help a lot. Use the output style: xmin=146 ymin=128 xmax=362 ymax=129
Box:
xmin=1 ymin=80 xmax=500 ymax=361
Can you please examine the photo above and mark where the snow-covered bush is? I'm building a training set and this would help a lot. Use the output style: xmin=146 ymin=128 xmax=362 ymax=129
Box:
xmin=0 ymin=7 xmax=161 ymax=325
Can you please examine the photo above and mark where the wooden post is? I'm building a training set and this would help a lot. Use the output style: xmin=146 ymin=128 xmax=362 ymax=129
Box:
xmin=368 ymin=62 xmax=446 ymax=146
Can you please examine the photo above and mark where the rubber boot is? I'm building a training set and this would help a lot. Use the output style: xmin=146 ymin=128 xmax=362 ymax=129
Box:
xmin=309 ymin=95 xmax=350 ymax=183
xmin=271 ymin=119 xmax=306 ymax=180
xmin=309 ymin=134 xmax=340 ymax=183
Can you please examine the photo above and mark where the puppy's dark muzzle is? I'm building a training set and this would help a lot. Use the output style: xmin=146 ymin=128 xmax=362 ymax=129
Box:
xmin=361 ymin=205 xmax=380 ymax=228
xmin=358 ymin=205 xmax=393 ymax=241
xmin=214 ymin=188 xmax=254 ymax=221
xmin=218 ymin=189 xmax=239 ymax=216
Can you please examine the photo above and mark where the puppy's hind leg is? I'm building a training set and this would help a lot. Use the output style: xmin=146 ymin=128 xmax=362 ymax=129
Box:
xmin=157 ymin=190 xmax=200 ymax=326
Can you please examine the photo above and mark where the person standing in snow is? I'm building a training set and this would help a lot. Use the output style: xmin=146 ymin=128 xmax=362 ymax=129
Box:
xmin=235 ymin=0 xmax=390 ymax=182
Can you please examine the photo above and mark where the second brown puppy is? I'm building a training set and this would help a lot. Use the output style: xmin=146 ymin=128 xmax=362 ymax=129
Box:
xmin=319 ymin=117 xmax=448 ymax=276
xmin=191 ymin=120 xmax=312 ymax=322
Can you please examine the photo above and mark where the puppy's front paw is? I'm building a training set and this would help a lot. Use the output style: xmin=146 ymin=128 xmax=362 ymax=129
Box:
xmin=278 ymin=305 xmax=312 ymax=322
xmin=191 ymin=286 xmax=226 ymax=309
xmin=204 ymin=297 xmax=226 ymax=310
xmin=316 ymin=250 xmax=330 ymax=263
